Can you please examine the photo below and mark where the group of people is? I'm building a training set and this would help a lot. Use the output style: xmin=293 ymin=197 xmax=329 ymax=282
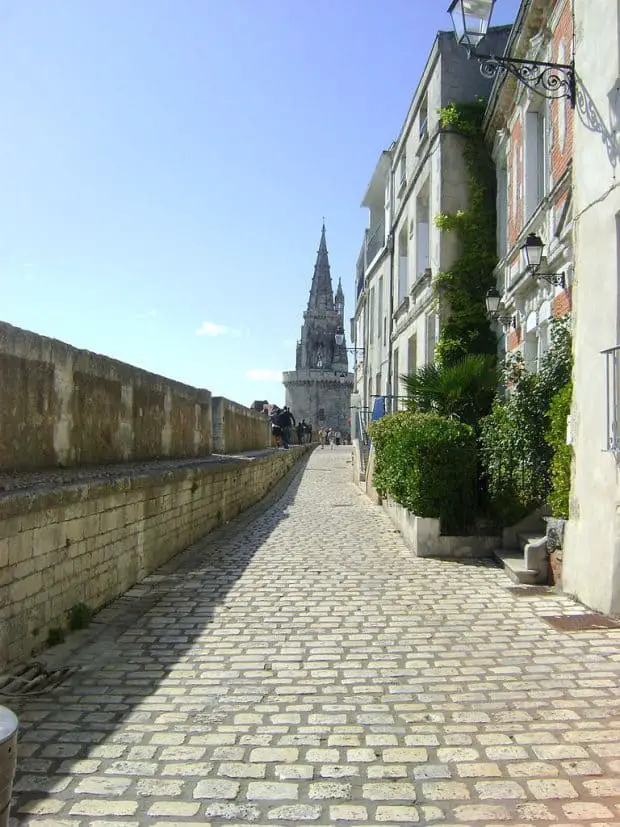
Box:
xmin=319 ymin=427 xmax=342 ymax=449
xmin=269 ymin=406 xmax=312 ymax=449
xmin=268 ymin=406 xmax=347 ymax=450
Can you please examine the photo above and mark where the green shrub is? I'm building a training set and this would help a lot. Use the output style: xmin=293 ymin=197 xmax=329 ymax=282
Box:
xmin=479 ymin=398 xmax=547 ymax=525
xmin=479 ymin=317 xmax=572 ymax=525
xmin=546 ymin=382 xmax=572 ymax=519
xmin=68 ymin=602 xmax=93 ymax=631
xmin=370 ymin=411 xmax=477 ymax=534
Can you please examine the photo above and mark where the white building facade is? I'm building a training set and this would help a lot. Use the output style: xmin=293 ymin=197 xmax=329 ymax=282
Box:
xmin=352 ymin=27 xmax=510 ymax=416
xmin=562 ymin=0 xmax=620 ymax=614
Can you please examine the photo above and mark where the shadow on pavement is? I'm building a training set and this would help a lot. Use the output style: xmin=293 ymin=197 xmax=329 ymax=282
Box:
xmin=8 ymin=450 xmax=313 ymax=821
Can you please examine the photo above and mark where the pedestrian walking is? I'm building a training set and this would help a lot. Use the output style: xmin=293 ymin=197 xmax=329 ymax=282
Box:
xmin=270 ymin=406 xmax=284 ymax=448
xmin=277 ymin=407 xmax=295 ymax=449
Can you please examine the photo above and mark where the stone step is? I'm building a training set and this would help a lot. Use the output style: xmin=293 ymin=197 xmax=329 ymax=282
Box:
xmin=518 ymin=532 xmax=546 ymax=552
xmin=494 ymin=551 xmax=542 ymax=585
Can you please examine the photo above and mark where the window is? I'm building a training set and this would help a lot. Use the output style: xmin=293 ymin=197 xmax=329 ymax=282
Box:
xmin=408 ymin=334 xmax=417 ymax=375
xmin=524 ymin=107 xmax=547 ymax=220
xmin=497 ymin=149 xmax=508 ymax=258
xmin=425 ymin=313 xmax=438 ymax=364
xmin=375 ymin=372 xmax=382 ymax=396
xmin=605 ymin=346 xmax=620 ymax=450
xmin=419 ymin=93 xmax=428 ymax=140
xmin=318 ymin=408 xmax=325 ymax=422
xmin=369 ymin=287 xmax=375 ymax=343
xmin=511 ymin=146 xmax=518 ymax=228
xmin=398 ymin=226 xmax=408 ymax=305
xmin=415 ymin=183 xmax=430 ymax=280
xmin=392 ymin=348 xmax=400 ymax=411
xmin=377 ymin=276 xmax=383 ymax=344
xmin=398 ymin=153 xmax=407 ymax=188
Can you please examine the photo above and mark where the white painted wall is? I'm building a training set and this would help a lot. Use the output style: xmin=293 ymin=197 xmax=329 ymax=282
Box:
xmin=563 ymin=0 xmax=620 ymax=614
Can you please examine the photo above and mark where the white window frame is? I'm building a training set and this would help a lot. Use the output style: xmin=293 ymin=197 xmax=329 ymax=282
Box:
xmin=604 ymin=346 xmax=620 ymax=451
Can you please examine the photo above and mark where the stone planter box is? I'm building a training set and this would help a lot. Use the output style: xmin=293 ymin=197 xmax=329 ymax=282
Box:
xmin=382 ymin=496 xmax=499 ymax=559
xmin=545 ymin=516 xmax=566 ymax=588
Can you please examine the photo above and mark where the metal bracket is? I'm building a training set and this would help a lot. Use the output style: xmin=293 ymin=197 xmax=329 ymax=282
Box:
xmin=470 ymin=50 xmax=575 ymax=107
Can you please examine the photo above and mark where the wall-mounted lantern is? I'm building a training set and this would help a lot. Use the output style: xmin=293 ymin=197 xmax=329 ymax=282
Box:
xmin=447 ymin=0 xmax=575 ymax=106
xmin=521 ymin=233 xmax=566 ymax=287
xmin=485 ymin=286 xmax=516 ymax=328
xmin=335 ymin=327 xmax=365 ymax=358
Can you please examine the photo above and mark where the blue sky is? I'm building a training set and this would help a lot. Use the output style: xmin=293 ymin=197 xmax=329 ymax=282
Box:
xmin=0 ymin=0 xmax=519 ymax=407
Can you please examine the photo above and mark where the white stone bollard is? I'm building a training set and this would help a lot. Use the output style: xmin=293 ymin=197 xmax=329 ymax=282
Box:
xmin=0 ymin=706 xmax=18 ymax=827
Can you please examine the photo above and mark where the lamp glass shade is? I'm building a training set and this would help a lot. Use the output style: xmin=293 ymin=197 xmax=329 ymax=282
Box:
xmin=335 ymin=332 xmax=345 ymax=346
xmin=522 ymin=233 xmax=544 ymax=270
xmin=448 ymin=0 xmax=495 ymax=49
xmin=485 ymin=286 xmax=501 ymax=315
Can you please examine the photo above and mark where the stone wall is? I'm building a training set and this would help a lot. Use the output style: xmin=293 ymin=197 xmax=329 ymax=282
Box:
xmin=381 ymin=496 xmax=498 ymax=559
xmin=211 ymin=397 xmax=270 ymax=454
xmin=0 ymin=446 xmax=310 ymax=670
xmin=0 ymin=322 xmax=212 ymax=471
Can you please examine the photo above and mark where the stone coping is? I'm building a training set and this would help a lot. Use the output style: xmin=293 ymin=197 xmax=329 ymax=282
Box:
xmin=0 ymin=446 xmax=311 ymax=519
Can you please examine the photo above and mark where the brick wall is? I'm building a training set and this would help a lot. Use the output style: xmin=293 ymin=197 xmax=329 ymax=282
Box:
xmin=507 ymin=325 xmax=523 ymax=352
xmin=504 ymin=0 xmax=574 ymax=247
xmin=0 ymin=446 xmax=310 ymax=670
xmin=553 ymin=286 xmax=572 ymax=317
xmin=550 ymin=0 xmax=574 ymax=184
xmin=0 ymin=321 xmax=212 ymax=471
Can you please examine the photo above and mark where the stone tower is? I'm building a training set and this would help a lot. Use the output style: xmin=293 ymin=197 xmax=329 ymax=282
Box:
xmin=283 ymin=223 xmax=354 ymax=434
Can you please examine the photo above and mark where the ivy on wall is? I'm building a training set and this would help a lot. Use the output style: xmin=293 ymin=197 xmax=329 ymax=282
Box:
xmin=433 ymin=98 xmax=498 ymax=368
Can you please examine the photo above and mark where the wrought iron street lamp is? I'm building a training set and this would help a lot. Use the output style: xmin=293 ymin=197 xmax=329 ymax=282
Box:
xmin=521 ymin=233 xmax=566 ymax=287
xmin=485 ymin=286 xmax=516 ymax=328
xmin=447 ymin=0 xmax=575 ymax=106
xmin=335 ymin=328 xmax=365 ymax=357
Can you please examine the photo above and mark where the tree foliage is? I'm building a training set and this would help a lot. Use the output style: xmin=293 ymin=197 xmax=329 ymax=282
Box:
xmin=402 ymin=353 xmax=499 ymax=430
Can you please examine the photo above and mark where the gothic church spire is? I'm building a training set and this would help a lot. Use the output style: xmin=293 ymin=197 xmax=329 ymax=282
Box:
xmin=307 ymin=222 xmax=334 ymax=312
xmin=335 ymin=278 xmax=344 ymax=318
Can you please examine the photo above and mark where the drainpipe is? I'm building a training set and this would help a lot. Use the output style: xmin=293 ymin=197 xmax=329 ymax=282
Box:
xmin=0 ymin=706 xmax=18 ymax=827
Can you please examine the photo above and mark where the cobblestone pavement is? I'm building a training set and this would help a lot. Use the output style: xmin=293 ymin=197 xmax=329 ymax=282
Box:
xmin=8 ymin=446 xmax=620 ymax=827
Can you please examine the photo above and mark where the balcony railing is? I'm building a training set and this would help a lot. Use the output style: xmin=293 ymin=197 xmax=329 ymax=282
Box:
xmin=365 ymin=220 xmax=385 ymax=266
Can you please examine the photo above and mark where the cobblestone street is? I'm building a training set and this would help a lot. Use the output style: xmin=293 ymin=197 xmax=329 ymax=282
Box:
xmin=8 ymin=446 xmax=620 ymax=826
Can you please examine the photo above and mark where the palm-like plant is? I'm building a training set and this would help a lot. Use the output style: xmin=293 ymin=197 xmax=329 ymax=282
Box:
xmin=402 ymin=354 xmax=498 ymax=430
